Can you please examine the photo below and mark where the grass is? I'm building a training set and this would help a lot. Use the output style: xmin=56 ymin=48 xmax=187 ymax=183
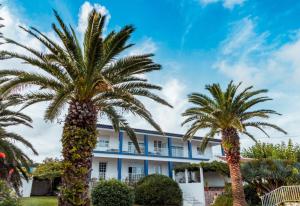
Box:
xmin=21 ymin=196 xmax=58 ymax=206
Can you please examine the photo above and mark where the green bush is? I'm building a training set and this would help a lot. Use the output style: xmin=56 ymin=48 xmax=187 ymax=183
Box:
xmin=212 ymin=184 xmax=261 ymax=206
xmin=91 ymin=179 xmax=134 ymax=206
xmin=0 ymin=180 xmax=20 ymax=206
xmin=135 ymin=174 xmax=182 ymax=206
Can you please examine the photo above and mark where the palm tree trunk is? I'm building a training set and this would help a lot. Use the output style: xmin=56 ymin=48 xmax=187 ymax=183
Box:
xmin=59 ymin=100 xmax=97 ymax=206
xmin=222 ymin=128 xmax=247 ymax=206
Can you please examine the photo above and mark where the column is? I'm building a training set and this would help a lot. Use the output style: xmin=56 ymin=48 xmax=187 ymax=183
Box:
xmin=184 ymin=169 xmax=188 ymax=184
xmin=199 ymin=166 xmax=206 ymax=204
xmin=119 ymin=131 xmax=123 ymax=154
xmin=144 ymin=160 xmax=148 ymax=176
xmin=172 ymin=170 xmax=176 ymax=181
xmin=188 ymin=141 xmax=192 ymax=159
xmin=168 ymin=161 xmax=173 ymax=178
xmin=168 ymin=137 xmax=172 ymax=157
xmin=144 ymin=135 xmax=148 ymax=156
xmin=117 ymin=158 xmax=122 ymax=180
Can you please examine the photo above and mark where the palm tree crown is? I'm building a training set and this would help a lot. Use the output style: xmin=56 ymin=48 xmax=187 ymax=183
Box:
xmin=0 ymin=95 xmax=38 ymax=193
xmin=0 ymin=10 xmax=171 ymax=148
xmin=182 ymin=81 xmax=286 ymax=150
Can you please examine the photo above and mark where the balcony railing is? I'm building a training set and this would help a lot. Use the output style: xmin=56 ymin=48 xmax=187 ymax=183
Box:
xmin=149 ymin=148 xmax=168 ymax=156
xmin=94 ymin=143 xmax=119 ymax=152
xmin=171 ymin=147 xmax=184 ymax=157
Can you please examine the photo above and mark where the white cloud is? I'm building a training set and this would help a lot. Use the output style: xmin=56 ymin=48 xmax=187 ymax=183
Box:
xmin=214 ymin=17 xmax=300 ymax=148
xmin=128 ymin=38 xmax=158 ymax=56
xmin=77 ymin=1 xmax=111 ymax=34
xmin=200 ymin=0 xmax=245 ymax=9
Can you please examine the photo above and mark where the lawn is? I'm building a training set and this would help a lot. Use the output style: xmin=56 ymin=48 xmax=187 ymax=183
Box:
xmin=21 ymin=196 xmax=58 ymax=206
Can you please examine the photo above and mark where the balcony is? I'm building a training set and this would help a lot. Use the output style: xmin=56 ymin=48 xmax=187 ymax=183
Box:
xmin=149 ymin=147 xmax=168 ymax=156
xmin=171 ymin=147 xmax=184 ymax=157
xmin=95 ymin=142 xmax=118 ymax=153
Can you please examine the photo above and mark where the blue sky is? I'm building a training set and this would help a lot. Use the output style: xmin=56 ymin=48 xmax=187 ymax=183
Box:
xmin=1 ymin=0 xmax=300 ymax=161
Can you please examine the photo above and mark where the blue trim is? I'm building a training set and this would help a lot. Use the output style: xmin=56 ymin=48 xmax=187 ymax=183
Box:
xmin=168 ymin=137 xmax=172 ymax=157
xmin=117 ymin=158 xmax=122 ymax=180
xmin=144 ymin=160 xmax=148 ymax=176
xmin=97 ymin=124 xmax=222 ymax=143
xmin=144 ymin=135 xmax=148 ymax=156
xmin=188 ymin=141 xmax=192 ymax=159
xmin=168 ymin=161 xmax=173 ymax=178
xmin=93 ymin=150 xmax=210 ymax=161
xmin=119 ymin=131 xmax=123 ymax=154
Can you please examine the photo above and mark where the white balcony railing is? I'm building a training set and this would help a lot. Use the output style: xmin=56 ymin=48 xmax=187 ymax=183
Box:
xmin=150 ymin=148 xmax=168 ymax=156
xmin=172 ymin=147 xmax=184 ymax=157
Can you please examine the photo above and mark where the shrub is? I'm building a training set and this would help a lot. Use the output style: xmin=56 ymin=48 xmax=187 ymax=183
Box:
xmin=0 ymin=180 xmax=20 ymax=206
xmin=212 ymin=184 xmax=261 ymax=206
xmin=135 ymin=174 xmax=182 ymax=206
xmin=91 ymin=179 xmax=134 ymax=206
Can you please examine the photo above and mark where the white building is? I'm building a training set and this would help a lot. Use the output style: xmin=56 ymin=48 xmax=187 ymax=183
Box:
xmin=91 ymin=124 xmax=226 ymax=205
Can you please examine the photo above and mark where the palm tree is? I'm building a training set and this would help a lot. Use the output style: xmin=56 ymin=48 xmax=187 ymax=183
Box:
xmin=181 ymin=82 xmax=286 ymax=206
xmin=0 ymin=10 xmax=171 ymax=205
xmin=0 ymin=95 xmax=38 ymax=194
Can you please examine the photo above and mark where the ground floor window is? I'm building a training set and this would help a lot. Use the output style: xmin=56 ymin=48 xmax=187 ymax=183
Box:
xmin=99 ymin=162 xmax=107 ymax=180
xmin=128 ymin=166 xmax=144 ymax=183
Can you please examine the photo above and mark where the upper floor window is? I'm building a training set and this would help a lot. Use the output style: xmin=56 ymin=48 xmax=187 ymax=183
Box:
xmin=97 ymin=138 xmax=109 ymax=148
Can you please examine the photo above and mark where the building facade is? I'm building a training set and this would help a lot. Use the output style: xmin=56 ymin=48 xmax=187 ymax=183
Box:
xmin=91 ymin=124 xmax=225 ymax=205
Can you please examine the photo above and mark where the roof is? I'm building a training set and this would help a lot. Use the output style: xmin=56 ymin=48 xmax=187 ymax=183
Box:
xmin=97 ymin=124 xmax=222 ymax=143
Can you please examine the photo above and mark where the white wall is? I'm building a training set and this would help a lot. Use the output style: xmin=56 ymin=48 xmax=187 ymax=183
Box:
xmin=20 ymin=178 xmax=33 ymax=197
xmin=148 ymin=161 xmax=169 ymax=176
xmin=92 ymin=157 xmax=118 ymax=179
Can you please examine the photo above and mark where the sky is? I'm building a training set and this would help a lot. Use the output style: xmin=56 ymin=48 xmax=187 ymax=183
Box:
xmin=1 ymin=0 xmax=300 ymax=162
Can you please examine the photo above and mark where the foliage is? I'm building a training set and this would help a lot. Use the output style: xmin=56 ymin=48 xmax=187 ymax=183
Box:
xmin=211 ymin=184 xmax=233 ymax=206
xmin=212 ymin=184 xmax=261 ymax=206
xmin=242 ymin=139 xmax=300 ymax=162
xmin=174 ymin=161 xmax=229 ymax=176
xmin=0 ymin=8 xmax=171 ymax=204
xmin=241 ymin=159 xmax=300 ymax=195
xmin=0 ymin=9 xmax=171 ymax=152
xmin=135 ymin=174 xmax=182 ymax=206
xmin=181 ymin=81 xmax=286 ymax=151
xmin=33 ymin=158 xmax=62 ymax=180
xmin=91 ymin=179 xmax=134 ymax=206
xmin=181 ymin=81 xmax=286 ymax=205
xmin=244 ymin=185 xmax=261 ymax=206
xmin=0 ymin=95 xmax=37 ymax=194
xmin=21 ymin=197 xmax=57 ymax=206
xmin=0 ymin=180 xmax=20 ymax=206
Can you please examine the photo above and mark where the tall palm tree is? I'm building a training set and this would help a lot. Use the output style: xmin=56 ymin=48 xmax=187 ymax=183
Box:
xmin=0 ymin=10 xmax=171 ymax=205
xmin=181 ymin=82 xmax=286 ymax=206
xmin=0 ymin=95 xmax=38 ymax=194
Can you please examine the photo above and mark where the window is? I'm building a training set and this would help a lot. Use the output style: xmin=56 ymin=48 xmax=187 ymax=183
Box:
xmin=197 ymin=147 xmax=204 ymax=155
xmin=154 ymin=140 xmax=166 ymax=155
xmin=154 ymin=140 xmax=162 ymax=152
xmin=97 ymin=138 xmax=109 ymax=148
xmin=99 ymin=162 xmax=107 ymax=179
xmin=128 ymin=142 xmax=144 ymax=153
xmin=128 ymin=166 xmax=144 ymax=183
